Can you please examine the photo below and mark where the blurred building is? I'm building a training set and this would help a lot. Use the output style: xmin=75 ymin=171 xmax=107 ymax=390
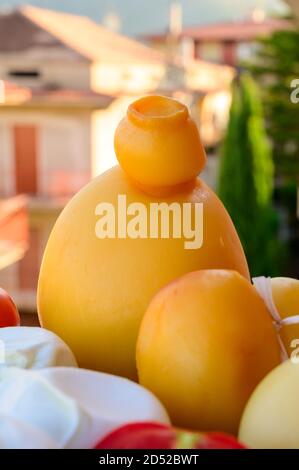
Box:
xmin=0 ymin=5 xmax=177 ymax=199
xmin=0 ymin=5 xmax=235 ymax=314
xmin=0 ymin=80 xmax=113 ymax=200
xmin=0 ymin=6 xmax=235 ymax=198
xmin=143 ymin=15 xmax=291 ymax=66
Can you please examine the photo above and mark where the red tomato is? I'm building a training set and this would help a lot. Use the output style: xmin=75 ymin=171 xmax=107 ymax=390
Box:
xmin=0 ymin=287 xmax=20 ymax=327
xmin=95 ymin=422 xmax=246 ymax=449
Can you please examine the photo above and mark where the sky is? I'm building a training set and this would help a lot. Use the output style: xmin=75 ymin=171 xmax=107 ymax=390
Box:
xmin=0 ymin=0 xmax=288 ymax=35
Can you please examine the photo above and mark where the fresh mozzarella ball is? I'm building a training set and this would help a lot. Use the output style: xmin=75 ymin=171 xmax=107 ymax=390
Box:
xmin=0 ymin=367 xmax=170 ymax=449
xmin=0 ymin=327 xmax=77 ymax=369
xmin=0 ymin=367 xmax=90 ymax=448
xmin=0 ymin=415 xmax=61 ymax=449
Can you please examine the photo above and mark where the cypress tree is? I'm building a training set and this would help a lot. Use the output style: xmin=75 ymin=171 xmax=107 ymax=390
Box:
xmin=218 ymin=72 xmax=286 ymax=276
xmin=248 ymin=28 xmax=299 ymax=277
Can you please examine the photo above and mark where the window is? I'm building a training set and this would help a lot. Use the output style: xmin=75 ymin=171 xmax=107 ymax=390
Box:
xmin=8 ymin=70 xmax=41 ymax=79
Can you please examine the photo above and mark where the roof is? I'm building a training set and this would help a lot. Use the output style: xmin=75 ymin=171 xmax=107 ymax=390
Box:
xmin=0 ymin=80 xmax=114 ymax=109
xmin=0 ymin=6 xmax=236 ymax=96
xmin=144 ymin=18 xmax=292 ymax=43
xmin=0 ymin=6 xmax=166 ymax=64
xmin=183 ymin=18 xmax=292 ymax=42
xmin=0 ymin=8 xmax=62 ymax=53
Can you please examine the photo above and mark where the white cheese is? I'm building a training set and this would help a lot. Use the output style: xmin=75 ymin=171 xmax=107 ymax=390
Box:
xmin=0 ymin=327 xmax=77 ymax=369
xmin=0 ymin=366 xmax=170 ymax=448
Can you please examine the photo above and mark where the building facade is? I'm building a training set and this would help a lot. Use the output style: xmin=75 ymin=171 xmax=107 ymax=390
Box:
xmin=0 ymin=6 xmax=178 ymax=201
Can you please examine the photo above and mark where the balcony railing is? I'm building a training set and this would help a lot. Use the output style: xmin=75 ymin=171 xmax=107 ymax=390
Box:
xmin=0 ymin=195 xmax=29 ymax=270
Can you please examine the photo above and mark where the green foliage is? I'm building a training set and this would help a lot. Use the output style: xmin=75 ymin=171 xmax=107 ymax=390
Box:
xmin=249 ymin=29 xmax=299 ymax=181
xmin=218 ymin=73 xmax=287 ymax=276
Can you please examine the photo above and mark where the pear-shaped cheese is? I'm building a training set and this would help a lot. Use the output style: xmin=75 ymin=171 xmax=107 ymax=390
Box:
xmin=38 ymin=96 xmax=249 ymax=379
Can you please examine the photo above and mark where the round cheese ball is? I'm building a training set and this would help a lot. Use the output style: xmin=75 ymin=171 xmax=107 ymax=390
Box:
xmin=239 ymin=359 xmax=299 ymax=448
xmin=137 ymin=270 xmax=281 ymax=434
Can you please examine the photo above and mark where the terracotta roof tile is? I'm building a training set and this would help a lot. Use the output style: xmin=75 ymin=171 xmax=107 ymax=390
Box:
xmin=183 ymin=18 xmax=292 ymax=42
xmin=0 ymin=80 xmax=32 ymax=103
xmin=0 ymin=80 xmax=114 ymax=107
xmin=144 ymin=18 xmax=292 ymax=43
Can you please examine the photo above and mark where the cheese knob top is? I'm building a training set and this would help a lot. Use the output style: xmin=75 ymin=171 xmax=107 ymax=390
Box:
xmin=114 ymin=95 xmax=206 ymax=191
